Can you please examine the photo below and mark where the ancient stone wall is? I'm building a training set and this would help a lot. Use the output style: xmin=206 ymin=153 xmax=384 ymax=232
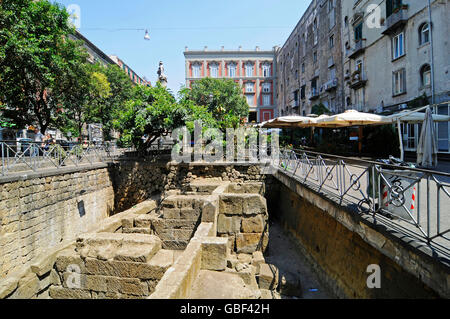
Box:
xmin=0 ymin=165 xmax=114 ymax=283
xmin=270 ymin=171 xmax=449 ymax=299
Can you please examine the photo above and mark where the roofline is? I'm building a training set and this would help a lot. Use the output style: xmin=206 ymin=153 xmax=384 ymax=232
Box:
xmin=73 ymin=30 xmax=115 ymax=65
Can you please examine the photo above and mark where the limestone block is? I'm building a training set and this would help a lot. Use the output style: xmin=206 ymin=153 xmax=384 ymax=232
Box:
xmin=241 ymin=215 xmax=265 ymax=233
xmin=134 ymin=215 xmax=155 ymax=228
xmin=279 ymin=271 xmax=302 ymax=297
xmin=38 ymin=269 xmax=61 ymax=292
xmin=0 ymin=275 xmax=19 ymax=299
xmin=219 ymin=195 xmax=243 ymax=215
xmin=193 ymin=223 xmax=214 ymax=238
xmin=84 ymin=258 xmax=163 ymax=281
xmin=76 ymin=233 xmax=161 ymax=251
xmin=9 ymin=273 xmax=39 ymax=299
xmin=258 ymin=264 xmax=279 ymax=291
xmin=162 ymin=208 xmax=180 ymax=220
xmin=122 ymin=228 xmax=152 ymax=235
xmin=217 ymin=214 xmax=232 ymax=234
xmin=252 ymin=251 xmax=265 ymax=274
xmin=237 ymin=253 xmax=253 ymax=264
xmin=105 ymin=277 xmax=149 ymax=296
xmin=227 ymin=254 xmax=239 ymax=270
xmin=236 ymin=233 xmax=267 ymax=254
xmin=201 ymin=199 xmax=219 ymax=224
xmin=114 ymin=244 xmax=160 ymax=263
xmin=201 ymin=237 xmax=228 ymax=271
xmin=260 ymin=289 xmax=273 ymax=299
xmin=147 ymin=250 xmax=174 ymax=280
xmin=49 ymin=286 xmax=91 ymax=299
xmin=121 ymin=217 xmax=135 ymax=229
xmin=179 ymin=208 xmax=201 ymax=221
xmin=242 ymin=195 xmax=267 ymax=215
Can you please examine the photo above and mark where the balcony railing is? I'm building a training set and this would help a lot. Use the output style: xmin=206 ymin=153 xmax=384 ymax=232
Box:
xmin=382 ymin=8 xmax=408 ymax=35
xmin=348 ymin=39 xmax=366 ymax=59
xmin=325 ymin=78 xmax=338 ymax=92
xmin=350 ymin=70 xmax=368 ymax=90
xmin=309 ymin=88 xmax=320 ymax=100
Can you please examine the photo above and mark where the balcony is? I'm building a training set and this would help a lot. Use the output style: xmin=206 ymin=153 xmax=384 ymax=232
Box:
xmin=382 ymin=7 xmax=408 ymax=35
xmin=324 ymin=78 xmax=338 ymax=92
xmin=348 ymin=39 xmax=366 ymax=59
xmin=349 ymin=70 xmax=367 ymax=90
xmin=309 ymin=88 xmax=320 ymax=100
xmin=292 ymin=100 xmax=300 ymax=109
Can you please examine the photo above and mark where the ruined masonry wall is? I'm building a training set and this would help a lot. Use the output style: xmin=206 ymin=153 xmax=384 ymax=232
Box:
xmin=0 ymin=167 xmax=114 ymax=280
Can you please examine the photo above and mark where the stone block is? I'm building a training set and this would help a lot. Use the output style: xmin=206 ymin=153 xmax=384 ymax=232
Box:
xmin=252 ymin=251 xmax=265 ymax=274
xmin=147 ymin=250 xmax=174 ymax=280
xmin=217 ymin=214 xmax=232 ymax=234
xmin=162 ymin=208 xmax=180 ymax=220
xmin=237 ymin=253 xmax=253 ymax=264
xmin=219 ymin=195 xmax=243 ymax=215
xmin=38 ymin=269 xmax=61 ymax=292
xmin=84 ymin=258 xmax=163 ymax=281
xmin=0 ymin=276 xmax=19 ymax=299
xmin=242 ymin=195 xmax=267 ymax=215
xmin=193 ymin=223 xmax=214 ymax=238
xmin=201 ymin=199 xmax=219 ymax=224
xmin=241 ymin=215 xmax=265 ymax=233
xmin=49 ymin=286 xmax=91 ymax=299
xmin=9 ymin=273 xmax=39 ymax=299
xmin=121 ymin=217 xmax=135 ymax=229
xmin=114 ymin=244 xmax=160 ymax=263
xmin=106 ymin=277 xmax=149 ymax=296
xmin=180 ymin=208 xmax=201 ymax=221
xmin=122 ymin=227 xmax=152 ymax=235
xmin=201 ymin=237 xmax=228 ymax=271
xmin=258 ymin=264 xmax=279 ymax=290
xmin=134 ymin=215 xmax=154 ymax=228
xmin=236 ymin=233 xmax=266 ymax=254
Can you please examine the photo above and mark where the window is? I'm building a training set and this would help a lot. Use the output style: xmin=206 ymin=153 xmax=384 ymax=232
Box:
xmin=329 ymin=35 xmax=334 ymax=48
xmin=354 ymin=23 xmax=363 ymax=42
xmin=262 ymin=64 xmax=271 ymax=77
xmin=263 ymin=94 xmax=271 ymax=106
xmin=302 ymin=63 xmax=305 ymax=73
xmin=393 ymin=69 xmax=406 ymax=95
xmin=419 ymin=23 xmax=430 ymax=45
xmin=300 ymin=85 xmax=306 ymax=100
xmin=386 ymin=0 xmax=402 ymax=18
xmin=246 ymin=94 xmax=254 ymax=106
xmin=245 ymin=63 xmax=254 ymax=77
xmin=209 ymin=63 xmax=218 ymax=78
xmin=245 ymin=82 xmax=254 ymax=93
xmin=262 ymin=83 xmax=271 ymax=93
xmin=329 ymin=67 xmax=336 ymax=81
xmin=392 ymin=32 xmax=405 ymax=59
xmin=313 ymin=52 xmax=317 ymax=63
xmin=420 ymin=64 xmax=431 ymax=87
xmin=192 ymin=64 xmax=201 ymax=78
xmin=228 ymin=63 xmax=236 ymax=77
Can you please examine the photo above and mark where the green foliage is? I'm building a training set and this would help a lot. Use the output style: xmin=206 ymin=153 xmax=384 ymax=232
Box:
xmin=363 ymin=124 xmax=400 ymax=157
xmin=180 ymin=78 xmax=249 ymax=130
xmin=311 ymin=103 xmax=331 ymax=116
xmin=0 ymin=0 xmax=88 ymax=133
xmin=116 ymin=83 xmax=188 ymax=151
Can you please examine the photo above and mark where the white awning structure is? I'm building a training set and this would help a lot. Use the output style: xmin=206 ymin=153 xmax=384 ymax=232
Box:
xmin=262 ymin=116 xmax=319 ymax=128
xmin=386 ymin=110 xmax=450 ymax=123
xmin=314 ymin=110 xmax=389 ymax=128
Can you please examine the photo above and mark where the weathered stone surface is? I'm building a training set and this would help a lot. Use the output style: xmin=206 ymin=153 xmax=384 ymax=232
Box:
xmin=76 ymin=233 xmax=160 ymax=250
xmin=114 ymin=244 xmax=160 ymax=263
xmin=193 ymin=223 xmax=214 ymax=238
xmin=0 ymin=276 xmax=19 ymax=299
xmin=55 ymin=248 xmax=85 ymax=273
xmin=9 ymin=273 xmax=39 ymax=299
xmin=241 ymin=215 xmax=265 ymax=233
xmin=279 ymin=271 xmax=302 ymax=297
xmin=105 ymin=277 xmax=148 ymax=296
xmin=201 ymin=238 xmax=228 ymax=271
xmin=38 ymin=269 xmax=61 ymax=292
xmin=134 ymin=215 xmax=155 ymax=228
xmin=217 ymin=214 xmax=232 ymax=234
xmin=148 ymin=250 xmax=174 ymax=280
xmin=30 ymin=250 xmax=59 ymax=277
xmin=84 ymin=258 xmax=163 ymax=280
xmin=252 ymin=251 xmax=265 ymax=274
xmin=219 ymin=195 xmax=243 ymax=215
xmin=242 ymin=195 xmax=267 ymax=215
xmin=237 ymin=253 xmax=253 ymax=264
xmin=201 ymin=199 xmax=219 ymax=224
xmin=236 ymin=233 xmax=266 ymax=254
xmin=49 ymin=286 xmax=91 ymax=299
xmin=258 ymin=264 xmax=279 ymax=290
xmin=122 ymin=227 xmax=152 ymax=235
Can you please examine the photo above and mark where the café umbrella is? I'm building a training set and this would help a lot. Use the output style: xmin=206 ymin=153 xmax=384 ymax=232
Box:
xmin=416 ymin=106 xmax=438 ymax=168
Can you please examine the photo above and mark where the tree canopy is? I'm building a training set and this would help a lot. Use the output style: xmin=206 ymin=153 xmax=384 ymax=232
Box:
xmin=0 ymin=0 xmax=88 ymax=134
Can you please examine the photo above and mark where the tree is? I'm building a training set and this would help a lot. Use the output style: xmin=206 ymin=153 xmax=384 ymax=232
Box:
xmin=0 ymin=0 xmax=88 ymax=133
xmin=59 ymin=63 xmax=111 ymax=139
xmin=93 ymin=64 xmax=134 ymax=140
xmin=180 ymin=78 xmax=249 ymax=130
xmin=116 ymin=83 xmax=188 ymax=152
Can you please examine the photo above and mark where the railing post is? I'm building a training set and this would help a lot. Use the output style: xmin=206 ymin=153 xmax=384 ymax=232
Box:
xmin=1 ymin=142 xmax=4 ymax=176
xmin=427 ymin=175 xmax=430 ymax=240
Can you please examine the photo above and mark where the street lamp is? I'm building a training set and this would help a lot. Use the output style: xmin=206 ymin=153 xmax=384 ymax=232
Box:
xmin=144 ymin=29 xmax=150 ymax=41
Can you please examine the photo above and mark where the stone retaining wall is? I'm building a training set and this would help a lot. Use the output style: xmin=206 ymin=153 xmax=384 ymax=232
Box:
xmin=271 ymin=170 xmax=450 ymax=299
xmin=0 ymin=166 xmax=114 ymax=281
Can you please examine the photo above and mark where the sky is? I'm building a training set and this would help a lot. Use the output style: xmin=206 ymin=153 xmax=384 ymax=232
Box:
xmin=55 ymin=0 xmax=309 ymax=95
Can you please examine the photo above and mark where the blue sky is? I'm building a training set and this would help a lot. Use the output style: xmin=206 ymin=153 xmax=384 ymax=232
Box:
xmin=55 ymin=0 xmax=309 ymax=94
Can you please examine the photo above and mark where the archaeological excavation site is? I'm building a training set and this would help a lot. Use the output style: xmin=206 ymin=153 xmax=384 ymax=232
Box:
xmin=0 ymin=158 xmax=448 ymax=299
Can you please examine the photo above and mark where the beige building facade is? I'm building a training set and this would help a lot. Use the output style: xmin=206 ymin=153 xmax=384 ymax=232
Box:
xmin=276 ymin=0 xmax=345 ymax=116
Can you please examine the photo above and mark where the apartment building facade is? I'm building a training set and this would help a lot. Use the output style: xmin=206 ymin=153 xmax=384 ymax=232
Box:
xmin=184 ymin=47 xmax=278 ymax=123
xmin=342 ymin=0 xmax=450 ymax=153
xmin=276 ymin=0 xmax=345 ymax=117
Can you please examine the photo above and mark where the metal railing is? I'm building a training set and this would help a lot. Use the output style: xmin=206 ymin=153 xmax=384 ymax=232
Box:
xmin=0 ymin=140 xmax=131 ymax=176
xmin=278 ymin=148 xmax=450 ymax=251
